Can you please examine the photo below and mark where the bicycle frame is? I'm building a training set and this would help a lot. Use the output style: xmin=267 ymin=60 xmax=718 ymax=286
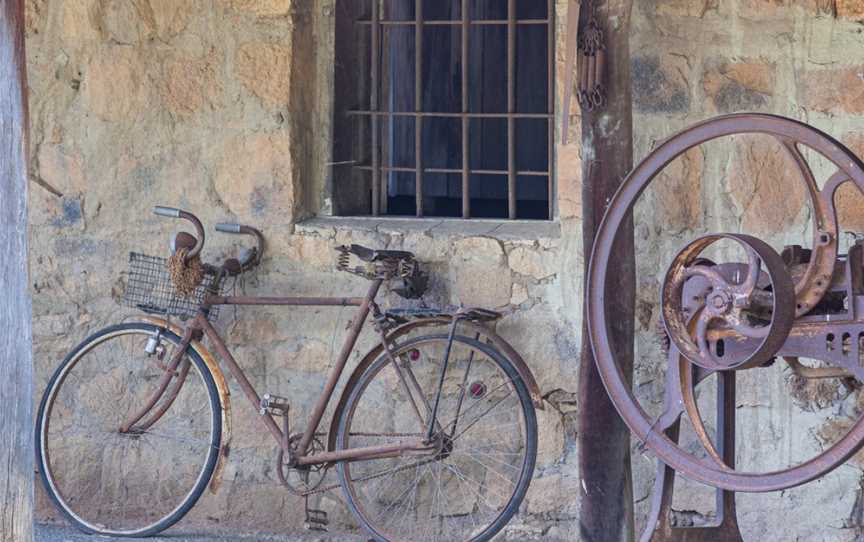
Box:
xmin=124 ymin=278 xmax=438 ymax=468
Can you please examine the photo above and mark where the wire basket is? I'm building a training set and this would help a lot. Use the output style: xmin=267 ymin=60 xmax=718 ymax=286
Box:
xmin=123 ymin=252 xmax=224 ymax=321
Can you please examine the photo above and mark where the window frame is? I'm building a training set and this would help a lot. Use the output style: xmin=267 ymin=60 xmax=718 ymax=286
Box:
xmin=332 ymin=0 xmax=556 ymax=221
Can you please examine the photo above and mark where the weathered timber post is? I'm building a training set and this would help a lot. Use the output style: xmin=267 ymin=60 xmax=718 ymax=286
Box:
xmin=577 ymin=1 xmax=635 ymax=541
xmin=0 ymin=1 xmax=33 ymax=540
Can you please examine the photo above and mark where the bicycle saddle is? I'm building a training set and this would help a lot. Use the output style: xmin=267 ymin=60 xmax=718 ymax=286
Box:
xmin=343 ymin=244 xmax=415 ymax=262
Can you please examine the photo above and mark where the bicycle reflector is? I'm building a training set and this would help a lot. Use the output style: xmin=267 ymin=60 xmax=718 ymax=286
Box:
xmin=468 ymin=382 xmax=487 ymax=399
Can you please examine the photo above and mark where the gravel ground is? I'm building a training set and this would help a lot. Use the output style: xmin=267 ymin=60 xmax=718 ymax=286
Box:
xmin=34 ymin=524 xmax=369 ymax=542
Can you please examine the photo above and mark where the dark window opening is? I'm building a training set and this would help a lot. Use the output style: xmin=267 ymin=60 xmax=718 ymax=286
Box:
xmin=332 ymin=0 xmax=554 ymax=220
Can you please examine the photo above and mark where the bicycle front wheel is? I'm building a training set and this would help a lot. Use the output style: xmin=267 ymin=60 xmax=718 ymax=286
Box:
xmin=336 ymin=334 xmax=537 ymax=542
xmin=36 ymin=322 xmax=222 ymax=537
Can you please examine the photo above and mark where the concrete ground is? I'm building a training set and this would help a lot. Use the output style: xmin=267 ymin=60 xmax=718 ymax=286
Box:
xmin=34 ymin=524 xmax=368 ymax=542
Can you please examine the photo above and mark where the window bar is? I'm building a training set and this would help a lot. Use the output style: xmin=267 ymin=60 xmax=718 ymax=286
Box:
xmin=415 ymin=0 xmax=424 ymax=217
xmin=357 ymin=19 xmax=551 ymax=26
xmin=370 ymin=0 xmax=381 ymax=216
xmin=348 ymin=110 xmax=552 ymax=119
xmin=547 ymin=0 xmax=555 ymax=220
xmin=507 ymin=0 xmax=517 ymax=219
xmin=355 ymin=165 xmax=549 ymax=176
xmin=461 ymin=0 xmax=470 ymax=218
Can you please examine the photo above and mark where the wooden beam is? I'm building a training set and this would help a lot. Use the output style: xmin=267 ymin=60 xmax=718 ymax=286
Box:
xmin=577 ymin=1 xmax=635 ymax=541
xmin=0 ymin=1 xmax=33 ymax=541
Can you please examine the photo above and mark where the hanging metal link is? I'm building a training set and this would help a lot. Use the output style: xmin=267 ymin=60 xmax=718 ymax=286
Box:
xmin=577 ymin=0 xmax=607 ymax=112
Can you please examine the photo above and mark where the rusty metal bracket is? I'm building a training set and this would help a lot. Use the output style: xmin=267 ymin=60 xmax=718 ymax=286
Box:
xmin=641 ymin=350 xmax=743 ymax=542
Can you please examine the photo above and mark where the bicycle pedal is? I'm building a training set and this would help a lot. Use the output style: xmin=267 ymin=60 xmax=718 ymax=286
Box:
xmin=259 ymin=393 xmax=290 ymax=416
xmin=304 ymin=508 xmax=328 ymax=531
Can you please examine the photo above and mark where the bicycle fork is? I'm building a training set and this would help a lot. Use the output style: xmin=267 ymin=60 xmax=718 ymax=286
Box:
xmin=119 ymin=326 xmax=194 ymax=434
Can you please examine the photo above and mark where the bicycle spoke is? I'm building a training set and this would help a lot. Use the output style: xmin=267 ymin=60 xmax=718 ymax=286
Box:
xmin=338 ymin=335 xmax=535 ymax=542
xmin=39 ymin=327 xmax=218 ymax=535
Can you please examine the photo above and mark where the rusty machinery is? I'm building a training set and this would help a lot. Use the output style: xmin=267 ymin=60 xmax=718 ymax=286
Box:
xmin=586 ymin=113 xmax=864 ymax=540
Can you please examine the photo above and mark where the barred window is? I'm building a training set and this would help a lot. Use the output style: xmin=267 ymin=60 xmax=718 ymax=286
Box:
xmin=332 ymin=0 xmax=554 ymax=220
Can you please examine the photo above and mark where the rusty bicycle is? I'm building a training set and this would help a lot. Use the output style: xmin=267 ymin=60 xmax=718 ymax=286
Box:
xmin=36 ymin=207 xmax=540 ymax=542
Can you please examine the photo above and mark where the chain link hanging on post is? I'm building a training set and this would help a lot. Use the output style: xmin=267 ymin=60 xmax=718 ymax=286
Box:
xmin=561 ymin=0 xmax=609 ymax=144
xmin=577 ymin=0 xmax=607 ymax=112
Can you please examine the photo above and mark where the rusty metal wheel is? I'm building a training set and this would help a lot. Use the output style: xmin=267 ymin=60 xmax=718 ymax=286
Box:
xmin=587 ymin=113 xmax=864 ymax=492
xmin=661 ymin=233 xmax=796 ymax=371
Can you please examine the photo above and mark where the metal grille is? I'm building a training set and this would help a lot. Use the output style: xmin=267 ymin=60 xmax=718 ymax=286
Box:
xmin=348 ymin=0 xmax=554 ymax=219
xmin=122 ymin=252 xmax=223 ymax=321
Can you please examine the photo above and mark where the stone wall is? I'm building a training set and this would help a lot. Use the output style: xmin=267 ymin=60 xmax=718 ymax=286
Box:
xmin=23 ymin=0 xmax=864 ymax=540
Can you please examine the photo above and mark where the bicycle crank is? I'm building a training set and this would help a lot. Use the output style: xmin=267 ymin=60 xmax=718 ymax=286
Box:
xmin=275 ymin=433 xmax=331 ymax=497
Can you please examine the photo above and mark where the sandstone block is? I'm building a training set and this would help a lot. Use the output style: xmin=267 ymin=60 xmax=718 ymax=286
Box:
xmin=509 ymin=246 xmax=556 ymax=280
xmin=703 ymin=59 xmax=775 ymax=112
xmin=728 ymin=135 xmax=806 ymax=234
xmin=511 ymin=282 xmax=529 ymax=305
xmin=632 ymin=54 xmax=690 ymax=114
xmin=738 ymin=0 xmax=834 ymax=19
xmin=83 ymin=45 xmax=150 ymax=122
xmin=835 ymin=133 xmax=864 ymax=232
xmin=146 ymin=0 xmax=198 ymax=40
xmin=37 ymin=144 xmax=86 ymax=195
xmin=837 ymin=0 xmax=864 ymax=19
xmin=450 ymin=237 xmax=511 ymax=308
xmin=236 ymin=42 xmax=292 ymax=107
xmin=655 ymin=0 xmax=719 ymax=17
xmin=230 ymin=0 xmax=292 ymax=17
xmin=214 ymin=132 xmax=295 ymax=219
xmin=160 ymin=50 xmax=223 ymax=119
xmin=801 ymin=66 xmax=864 ymax=115
xmin=526 ymin=473 xmax=580 ymax=515
xmin=648 ymin=147 xmax=704 ymax=233
xmin=97 ymin=0 xmax=145 ymax=45
xmin=536 ymin=409 xmax=566 ymax=467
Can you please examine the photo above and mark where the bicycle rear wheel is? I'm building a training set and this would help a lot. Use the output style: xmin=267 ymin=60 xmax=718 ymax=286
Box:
xmin=336 ymin=334 xmax=537 ymax=542
xmin=36 ymin=322 xmax=221 ymax=537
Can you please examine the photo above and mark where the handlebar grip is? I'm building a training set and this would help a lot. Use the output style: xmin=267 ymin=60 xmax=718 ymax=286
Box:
xmin=215 ymin=223 xmax=242 ymax=234
xmin=153 ymin=206 xmax=181 ymax=218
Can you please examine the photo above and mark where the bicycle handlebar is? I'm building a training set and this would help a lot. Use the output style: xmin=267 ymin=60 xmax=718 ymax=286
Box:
xmin=152 ymin=206 xmax=264 ymax=272
xmin=153 ymin=206 xmax=204 ymax=261
xmin=153 ymin=206 xmax=180 ymax=218
xmin=215 ymin=223 xmax=241 ymax=234
xmin=215 ymin=222 xmax=265 ymax=272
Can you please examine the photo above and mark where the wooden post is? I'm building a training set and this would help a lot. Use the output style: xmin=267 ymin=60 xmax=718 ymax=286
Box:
xmin=0 ymin=1 xmax=33 ymax=541
xmin=577 ymin=1 xmax=635 ymax=541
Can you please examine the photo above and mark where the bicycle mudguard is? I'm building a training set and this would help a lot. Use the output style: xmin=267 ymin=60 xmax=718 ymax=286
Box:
xmin=137 ymin=316 xmax=232 ymax=494
xmin=327 ymin=316 xmax=544 ymax=453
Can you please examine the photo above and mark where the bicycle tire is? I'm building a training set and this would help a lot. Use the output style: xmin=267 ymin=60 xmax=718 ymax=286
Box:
xmin=36 ymin=322 xmax=222 ymax=537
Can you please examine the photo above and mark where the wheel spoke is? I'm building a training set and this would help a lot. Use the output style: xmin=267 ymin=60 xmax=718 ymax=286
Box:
xmin=337 ymin=334 xmax=535 ymax=541
xmin=38 ymin=326 xmax=218 ymax=535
